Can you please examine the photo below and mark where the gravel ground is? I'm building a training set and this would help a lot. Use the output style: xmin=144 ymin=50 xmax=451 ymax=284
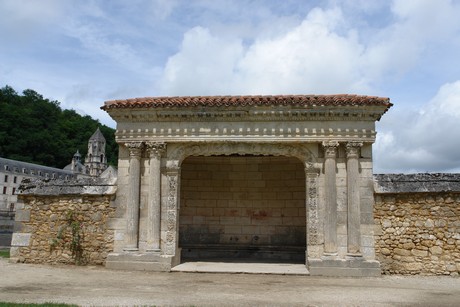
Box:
xmin=0 ymin=258 xmax=459 ymax=306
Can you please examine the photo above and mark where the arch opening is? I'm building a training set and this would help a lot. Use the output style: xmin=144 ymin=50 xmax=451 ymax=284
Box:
xmin=179 ymin=155 xmax=306 ymax=263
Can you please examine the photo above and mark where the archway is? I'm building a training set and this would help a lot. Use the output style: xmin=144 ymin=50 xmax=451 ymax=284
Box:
xmin=179 ymin=155 xmax=306 ymax=263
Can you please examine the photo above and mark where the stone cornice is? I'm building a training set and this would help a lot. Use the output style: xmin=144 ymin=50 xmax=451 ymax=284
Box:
xmin=114 ymin=128 xmax=377 ymax=143
xmin=106 ymin=106 xmax=389 ymax=123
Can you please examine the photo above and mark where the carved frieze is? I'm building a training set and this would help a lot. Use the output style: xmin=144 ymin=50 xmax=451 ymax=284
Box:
xmin=108 ymin=107 xmax=387 ymax=122
xmin=115 ymin=126 xmax=377 ymax=143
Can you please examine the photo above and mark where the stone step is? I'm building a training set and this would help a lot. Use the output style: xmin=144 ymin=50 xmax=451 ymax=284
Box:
xmin=105 ymin=252 xmax=174 ymax=271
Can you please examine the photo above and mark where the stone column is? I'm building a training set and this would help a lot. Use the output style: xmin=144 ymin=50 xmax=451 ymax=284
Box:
xmin=346 ymin=141 xmax=363 ymax=256
xmin=146 ymin=142 xmax=166 ymax=252
xmin=124 ymin=142 xmax=143 ymax=251
xmin=322 ymin=141 xmax=339 ymax=255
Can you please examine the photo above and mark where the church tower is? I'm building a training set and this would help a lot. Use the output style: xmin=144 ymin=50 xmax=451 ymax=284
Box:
xmin=84 ymin=128 xmax=107 ymax=176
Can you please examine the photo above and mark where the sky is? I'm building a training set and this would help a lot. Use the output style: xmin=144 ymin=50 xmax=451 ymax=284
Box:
xmin=1 ymin=0 xmax=460 ymax=174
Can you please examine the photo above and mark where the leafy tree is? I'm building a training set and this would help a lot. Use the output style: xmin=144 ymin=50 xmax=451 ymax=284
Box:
xmin=0 ymin=85 xmax=118 ymax=168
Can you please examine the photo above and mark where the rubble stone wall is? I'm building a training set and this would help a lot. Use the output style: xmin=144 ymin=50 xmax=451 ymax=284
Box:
xmin=11 ymin=195 xmax=115 ymax=265
xmin=374 ymin=174 xmax=460 ymax=276
xmin=10 ymin=178 xmax=117 ymax=265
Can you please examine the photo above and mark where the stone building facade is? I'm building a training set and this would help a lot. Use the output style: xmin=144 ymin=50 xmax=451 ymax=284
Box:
xmin=0 ymin=158 xmax=76 ymax=212
xmin=101 ymin=94 xmax=392 ymax=276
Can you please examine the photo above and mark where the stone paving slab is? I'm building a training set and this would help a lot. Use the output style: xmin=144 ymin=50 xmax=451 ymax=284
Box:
xmin=172 ymin=261 xmax=310 ymax=275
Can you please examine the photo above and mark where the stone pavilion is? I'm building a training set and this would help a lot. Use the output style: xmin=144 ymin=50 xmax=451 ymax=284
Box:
xmin=101 ymin=94 xmax=392 ymax=276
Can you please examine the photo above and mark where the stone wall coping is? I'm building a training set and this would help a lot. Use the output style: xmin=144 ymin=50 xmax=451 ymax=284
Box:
xmin=374 ymin=173 xmax=460 ymax=194
xmin=17 ymin=177 xmax=117 ymax=196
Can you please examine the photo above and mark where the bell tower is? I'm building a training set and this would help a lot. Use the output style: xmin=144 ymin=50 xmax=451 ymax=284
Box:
xmin=84 ymin=128 xmax=107 ymax=176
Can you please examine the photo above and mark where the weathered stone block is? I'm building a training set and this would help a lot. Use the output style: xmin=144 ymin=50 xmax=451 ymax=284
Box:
xmin=429 ymin=246 xmax=443 ymax=255
xmin=394 ymin=248 xmax=411 ymax=256
xmin=411 ymin=249 xmax=428 ymax=257
xmin=14 ymin=209 xmax=30 ymax=222
xmin=11 ymin=233 xmax=31 ymax=246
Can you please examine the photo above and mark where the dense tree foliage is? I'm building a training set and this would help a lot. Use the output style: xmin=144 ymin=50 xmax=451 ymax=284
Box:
xmin=0 ymin=85 xmax=118 ymax=168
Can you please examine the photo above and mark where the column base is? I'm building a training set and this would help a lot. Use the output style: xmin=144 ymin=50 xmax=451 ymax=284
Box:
xmin=308 ymin=258 xmax=381 ymax=277
xmin=146 ymin=248 xmax=161 ymax=253
xmin=322 ymin=252 xmax=338 ymax=259
xmin=123 ymin=247 xmax=139 ymax=252
xmin=105 ymin=252 xmax=173 ymax=271
xmin=346 ymin=252 xmax=363 ymax=258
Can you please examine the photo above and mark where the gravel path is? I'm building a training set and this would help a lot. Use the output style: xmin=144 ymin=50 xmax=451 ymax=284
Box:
xmin=1 ymin=258 xmax=459 ymax=306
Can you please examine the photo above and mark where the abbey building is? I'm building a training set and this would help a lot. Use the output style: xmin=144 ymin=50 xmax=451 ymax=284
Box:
xmin=64 ymin=128 xmax=109 ymax=177
xmin=0 ymin=128 xmax=112 ymax=246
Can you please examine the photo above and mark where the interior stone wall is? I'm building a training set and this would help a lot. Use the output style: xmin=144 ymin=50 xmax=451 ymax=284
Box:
xmin=374 ymin=192 xmax=460 ymax=276
xmin=179 ymin=156 xmax=306 ymax=257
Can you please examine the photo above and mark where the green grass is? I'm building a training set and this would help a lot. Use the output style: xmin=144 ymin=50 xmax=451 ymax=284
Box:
xmin=0 ymin=249 xmax=10 ymax=258
xmin=0 ymin=304 xmax=78 ymax=307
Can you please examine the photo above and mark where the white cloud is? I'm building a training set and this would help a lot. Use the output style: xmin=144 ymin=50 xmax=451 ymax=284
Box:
xmin=157 ymin=7 xmax=368 ymax=96
xmin=0 ymin=0 xmax=65 ymax=44
xmin=363 ymin=0 xmax=460 ymax=82
xmin=375 ymin=80 xmax=460 ymax=173
xmin=2 ymin=0 xmax=460 ymax=173
xmin=157 ymin=0 xmax=460 ymax=97
xmin=158 ymin=26 xmax=244 ymax=95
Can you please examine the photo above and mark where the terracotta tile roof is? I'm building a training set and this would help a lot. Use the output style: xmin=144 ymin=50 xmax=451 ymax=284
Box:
xmin=102 ymin=94 xmax=392 ymax=110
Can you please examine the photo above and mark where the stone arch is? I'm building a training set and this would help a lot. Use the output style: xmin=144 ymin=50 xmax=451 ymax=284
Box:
xmin=168 ymin=141 xmax=316 ymax=167
xmin=168 ymin=141 xmax=318 ymax=263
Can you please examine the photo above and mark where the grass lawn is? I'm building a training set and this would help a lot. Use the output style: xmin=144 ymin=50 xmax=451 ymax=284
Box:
xmin=0 ymin=249 xmax=9 ymax=258
xmin=0 ymin=304 xmax=78 ymax=307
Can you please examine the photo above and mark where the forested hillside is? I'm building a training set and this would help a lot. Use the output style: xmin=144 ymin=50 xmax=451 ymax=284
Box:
xmin=0 ymin=85 xmax=118 ymax=168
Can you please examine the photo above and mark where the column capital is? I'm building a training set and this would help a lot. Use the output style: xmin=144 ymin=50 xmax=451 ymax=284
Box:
xmin=322 ymin=141 xmax=339 ymax=158
xmin=346 ymin=141 xmax=363 ymax=158
xmin=305 ymin=161 xmax=320 ymax=175
xmin=125 ymin=142 xmax=143 ymax=157
xmin=146 ymin=142 xmax=166 ymax=158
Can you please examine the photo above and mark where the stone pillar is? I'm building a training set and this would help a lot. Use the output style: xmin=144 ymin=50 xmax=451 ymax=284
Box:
xmin=164 ymin=164 xmax=181 ymax=258
xmin=346 ymin=141 xmax=363 ymax=256
xmin=305 ymin=163 xmax=321 ymax=259
xmin=322 ymin=141 xmax=339 ymax=255
xmin=146 ymin=142 xmax=166 ymax=252
xmin=124 ymin=142 xmax=143 ymax=251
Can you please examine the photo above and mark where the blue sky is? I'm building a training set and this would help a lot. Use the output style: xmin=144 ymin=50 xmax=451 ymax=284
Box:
xmin=1 ymin=0 xmax=460 ymax=173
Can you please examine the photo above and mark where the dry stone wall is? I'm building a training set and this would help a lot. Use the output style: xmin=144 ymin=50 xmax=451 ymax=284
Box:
xmin=374 ymin=174 xmax=460 ymax=276
xmin=10 ymin=178 xmax=116 ymax=265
